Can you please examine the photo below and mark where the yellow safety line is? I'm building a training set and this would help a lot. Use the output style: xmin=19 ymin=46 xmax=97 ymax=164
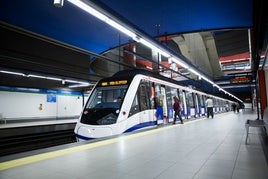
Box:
xmin=0 ymin=118 xmax=204 ymax=171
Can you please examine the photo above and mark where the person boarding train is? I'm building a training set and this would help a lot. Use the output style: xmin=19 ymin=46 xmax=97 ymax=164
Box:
xmin=173 ymin=96 xmax=184 ymax=124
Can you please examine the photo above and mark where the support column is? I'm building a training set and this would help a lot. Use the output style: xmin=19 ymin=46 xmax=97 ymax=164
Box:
xmin=152 ymin=50 xmax=161 ymax=73
xmin=123 ymin=43 xmax=136 ymax=67
xmin=258 ymin=69 xmax=267 ymax=118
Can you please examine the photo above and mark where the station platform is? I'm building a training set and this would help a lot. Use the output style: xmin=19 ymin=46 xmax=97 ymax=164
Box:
xmin=1 ymin=111 xmax=268 ymax=179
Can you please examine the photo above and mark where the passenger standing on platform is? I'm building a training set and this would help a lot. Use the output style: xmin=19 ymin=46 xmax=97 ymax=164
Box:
xmin=232 ymin=102 xmax=236 ymax=112
xmin=205 ymin=97 xmax=214 ymax=118
xmin=173 ymin=96 xmax=183 ymax=124
xmin=236 ymin=102 xmax=240 ymax=113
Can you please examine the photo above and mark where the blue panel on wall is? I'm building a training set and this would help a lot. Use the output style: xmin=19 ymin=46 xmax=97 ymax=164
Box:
xmin=47 ymin=93 xmax=57 ymax=103
xmin=0 ymin=86 xmax=82 ymax=96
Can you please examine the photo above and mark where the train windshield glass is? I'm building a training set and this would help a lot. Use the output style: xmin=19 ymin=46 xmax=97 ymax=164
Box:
xmin=81 ymin=86 xmax=127 ymax=125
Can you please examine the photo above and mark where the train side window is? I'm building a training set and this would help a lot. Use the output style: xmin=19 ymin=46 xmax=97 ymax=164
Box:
xmin=199 ymin=95 xmax=205 ymax=107
xmin=150 ymin=83 xmax=156 ymax=109
xmin=129 ymin=94 xmax=140 ymax=117
xmin=154 ymin=84 xmax=162 ymax=107
xmin=195 ymin=93 xmax=199 ymax=108
xmin=129 ymin=80 xmax=151 ymax=118
xmin=186 ymin=92 xmax=194 ymax=108
xmin=178 ymin=90 xmax=183 ymax=104
xmin=138 ymin=80 xmax=151 ymax=111
xmin=165 ymin=86 xmax=172 ymax=108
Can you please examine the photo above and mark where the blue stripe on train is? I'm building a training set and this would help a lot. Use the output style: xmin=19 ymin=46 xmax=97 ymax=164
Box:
xmin=123 ymin=121 xmax=157 ymax=133
xmin=76 ymin=121 xmax=158 ymax=140
xmin=75 ymin=134 xmax=95 ymax=141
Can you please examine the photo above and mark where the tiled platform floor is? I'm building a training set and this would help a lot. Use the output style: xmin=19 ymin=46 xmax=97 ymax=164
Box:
xmin=1 ymin=110 xmax=267 ymax=179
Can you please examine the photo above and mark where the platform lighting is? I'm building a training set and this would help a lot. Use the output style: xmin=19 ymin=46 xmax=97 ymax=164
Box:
xmin=27 ymin=74 xmax=62 ymax=81
xmin=65 ymin=79 xmax=89 ymax=85
xmin=54 ymin=0 xmax=64 ymax=8
xmin=68 ymin=83 xmax=91 ymax=88
xmin=0 ymin=70 xmax=90 ymax=88
xmin=170 ymin=57 xmax=189 ymax=69
xmin=66 ymin=0 xmax=242 ymax=102
xmin=188 ymin=68 xmax=199 ymax=76
xmin=0 ymin=70 xmax=26 ymax=76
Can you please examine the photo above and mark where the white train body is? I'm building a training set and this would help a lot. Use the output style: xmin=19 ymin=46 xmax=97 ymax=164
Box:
xmin=74 ymin=69 xmax=233 ymax=141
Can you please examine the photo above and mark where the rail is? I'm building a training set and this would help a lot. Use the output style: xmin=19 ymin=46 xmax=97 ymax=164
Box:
xmin=0 ymin=129 xmax=76 ymax=156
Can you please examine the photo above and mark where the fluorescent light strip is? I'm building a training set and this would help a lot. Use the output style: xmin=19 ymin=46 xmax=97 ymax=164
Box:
xmin=138 ymin=38 xmax=170 ymax=57
xmin=188 ymin=68 xmax=199 ymax=76
xmin=65 ymin=79 xmax=89 ymax=85
xmin=68 ymin=0 xmax=172 ymax=58
xmin=170 ymin=57 xmax=189 ymax=69
xmin=0 ymin=70 xmax=26 ymax=76
xmin=68 ymin=83 xmax=90 ymax=88
xmin=0 ymin=70 xmax=91 ymax=88
xmin=68 ymin=0 xmax=136 ymax=38
xmin=66 ymin=0 xmax=242 ymax=102
xmin=28 ymin=74 xmax=62 ymax=81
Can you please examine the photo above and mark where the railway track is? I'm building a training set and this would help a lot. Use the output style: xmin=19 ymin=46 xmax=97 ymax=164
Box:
xmin=0 ymin=129 xmax=76 ymax=156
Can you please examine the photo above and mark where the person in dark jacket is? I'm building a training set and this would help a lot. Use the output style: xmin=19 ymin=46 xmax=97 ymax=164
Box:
xmin=173 ymin=96 xmax=183 ymax=124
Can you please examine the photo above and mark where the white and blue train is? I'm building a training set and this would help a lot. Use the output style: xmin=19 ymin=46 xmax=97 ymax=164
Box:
xmin=74 ymin=69 xmax=233 ymax=141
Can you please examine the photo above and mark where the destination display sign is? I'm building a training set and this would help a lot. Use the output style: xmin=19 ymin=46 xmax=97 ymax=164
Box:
xmin=230 ymin=76 xmax=251 ymax=84
xmin=100 ymin=80 xmax=128 ymax=86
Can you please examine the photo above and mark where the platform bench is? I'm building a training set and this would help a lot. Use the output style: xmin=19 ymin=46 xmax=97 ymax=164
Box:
xmin=245 ymin=107 xmax=268 ymax=144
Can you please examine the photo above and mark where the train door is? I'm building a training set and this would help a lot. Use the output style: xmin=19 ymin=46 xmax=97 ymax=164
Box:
xmin=180 ymin=90 xmax=188 ymax=119
xmin=186 ymin=91 xmax=195 ymax=118
xmin=204 ymin=95 xmax=208 ymax=116
xmin=219 ymin=99 xmax=222 ymax=112
xmin=213 ymin=98 xmax=217 ymax=113
xmin=137 ymin=80 xmax=154 ymax=124
xmin=200 ymin=95 xmax=206 ymax=116
xmin=165 ymin=86 xmax=173 ymax=123
xmin=195 ymin=93 xmax=200 ymax=118
xmin=160 ymin=86 xmax=168 ymax=124
xmin=155 ymin=83 xmax=163 ymax=124
xmin=212 ymin=98 xmax=219 ymax=113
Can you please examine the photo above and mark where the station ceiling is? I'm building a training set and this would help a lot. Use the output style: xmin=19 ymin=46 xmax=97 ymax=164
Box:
xmin=0 ymin=0 xmax=267 ymax=101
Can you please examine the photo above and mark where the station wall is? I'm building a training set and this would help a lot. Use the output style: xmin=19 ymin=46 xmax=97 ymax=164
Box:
xmin=0 ymin=89 xmax=88 ymax=120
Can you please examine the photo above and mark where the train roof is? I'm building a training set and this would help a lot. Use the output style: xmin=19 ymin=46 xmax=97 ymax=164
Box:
xmin=113 ymin=69 xmax=189 ymax=87
xmin=113 ymin=69 xmax=160 ymax=78
xmin=112 ymin=69 xmax=234 ymax=102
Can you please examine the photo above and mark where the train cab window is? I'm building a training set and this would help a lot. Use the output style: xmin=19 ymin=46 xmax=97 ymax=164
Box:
xmin=86 ymin=86 xmax=127 ymax=109
xmin=81 ymin=86 xmax=127 ymax=125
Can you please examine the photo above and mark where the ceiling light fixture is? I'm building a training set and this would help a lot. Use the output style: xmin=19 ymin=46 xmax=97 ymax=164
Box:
xmin=0 ymin=70 xmax=26 ymax=76
xmin=54 ymin=0 xmax=64 ymax=8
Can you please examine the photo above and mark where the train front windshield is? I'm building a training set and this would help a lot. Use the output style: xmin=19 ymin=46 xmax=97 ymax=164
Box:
xmin=81 ymin=86 xmax=127 ymax=125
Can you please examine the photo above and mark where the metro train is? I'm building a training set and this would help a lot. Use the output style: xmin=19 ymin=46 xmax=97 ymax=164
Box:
xmin=74 ymin=69 xmax=233 ymax=141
